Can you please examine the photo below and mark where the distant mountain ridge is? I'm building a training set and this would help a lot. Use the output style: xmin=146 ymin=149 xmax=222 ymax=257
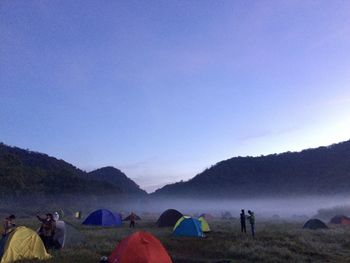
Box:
xmin=88 ymin=166 xmax=147 ymax=196
xmin=4 ymin=139 xmax=350 ymax=199
xmin=0 ymin=142 xmax=145 ymax=197
xmin=153 ymin=140 xmax=350 ymax=198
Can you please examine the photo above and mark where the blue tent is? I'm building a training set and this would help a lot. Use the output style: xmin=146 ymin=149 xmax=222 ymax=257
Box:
xmin=173 ymin=216 xmax=203 ymax=237
xmin=82 ymin=209 xmax=122 ymax=226
xmin=114 ymin=213 xmax=123 ymax=224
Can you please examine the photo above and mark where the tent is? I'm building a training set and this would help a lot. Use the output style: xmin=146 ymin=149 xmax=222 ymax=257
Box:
xmin=53 ymin=220 xmax=66 ymax=248
xmin=52 ymin=221 xmax=84 ymax=249
xmin=173 ymin=216 xmax=203 ymax=237
xmin=123 ymin=214 xmax=141 ymax=221
xmin=157 ymin=209 xmax=183 ymax=227
xmin=109 ymin=231 xmax=172 ymax=263
xmin=303 ymin=219 xmax=328 ymax=230
xmin=329 ymin=215 xmax=350 ymax=225
xmin=64 ymin=222 xmax=85 ymax=247
xmin=198 ymin=217 xmax=211 ymax=232
xmin=82 ymin=209 xmax=122 ymax=226
xmin=0 ymin=226 xmax=51 ymax=263
xmin=114 ymin=213 xmax=123 ymax=224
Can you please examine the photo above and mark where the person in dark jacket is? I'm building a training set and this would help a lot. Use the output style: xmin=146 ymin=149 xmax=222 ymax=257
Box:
xmin=129 ymin=212 xmax=136 ymax=228
xmin=240 ymin=209 xmax=246 ymax=233
xmin=247 ymin=210 xmax=255 ymax=237
xmin=2 ymin=215 xmax=16 ymax=236
xmin=0 ymin=215 xmax=16 ymax=257
xmin=37 ymin=213 xmax=56 ymax=249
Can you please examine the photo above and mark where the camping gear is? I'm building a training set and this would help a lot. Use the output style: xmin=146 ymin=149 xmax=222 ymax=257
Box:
xmin=0 ymin=226 xmax=51 ymax=263
xmin=303 ymin=219 xmax=328 ymax=230
xmin=82 ymin=209 xmax=122 ymax=227
xmin=173 ymin=216 xmax=203 ymax=237
xmin=109 ymin=231 xmax=172 ymax=263
xmin=198 ymin=216 xmax=211 ymax=232
xmin=329 ymin=215 xmax=350 ymax=225
xmin=157 ymin=209 xmax=183 ymax=227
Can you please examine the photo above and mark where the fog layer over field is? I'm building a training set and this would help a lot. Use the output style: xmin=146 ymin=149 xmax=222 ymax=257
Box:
xmin=2 ymin=195 xmax=350 ymax=221
xmin=144 ymin=195 xmax=350 ymax=219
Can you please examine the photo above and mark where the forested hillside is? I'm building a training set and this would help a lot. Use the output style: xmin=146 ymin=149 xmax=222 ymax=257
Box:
xmin=0 ymin=143 xmax=120 ymax=197
xmin=88 ymin=167 xmax=147 ymax=196
xmin=154 ymin=140 xmax=350 ymax=198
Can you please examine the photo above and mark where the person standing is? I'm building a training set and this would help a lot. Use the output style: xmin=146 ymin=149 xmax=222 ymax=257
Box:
xmin=247 ymin=210 xmax=255 ymax=238
xmin=240 ymin=209 xmax=246 ymax=234
xmin=129 ymin=212 xmax=136 ymax=228
xmin=0 ymin=215 xmax=16 ymax=259
xmin=37 ymin=213 xmax=56 ymax=249
xmin=2 ymin=215 xmax=16 ymax=236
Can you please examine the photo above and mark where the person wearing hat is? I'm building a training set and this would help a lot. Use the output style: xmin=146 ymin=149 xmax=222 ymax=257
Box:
xmin=37 ymin=213 xmax=56 ymax=249
xmin=2 ymin=215 xmax=16 ymax=237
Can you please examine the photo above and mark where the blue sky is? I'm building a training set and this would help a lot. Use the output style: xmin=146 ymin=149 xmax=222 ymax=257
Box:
xmin=1 ymin=0 xmax=350 ymax=192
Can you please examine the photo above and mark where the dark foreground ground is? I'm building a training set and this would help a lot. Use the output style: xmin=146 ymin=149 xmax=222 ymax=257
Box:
xmin=4 ymin=216 xmax=350 ymax=263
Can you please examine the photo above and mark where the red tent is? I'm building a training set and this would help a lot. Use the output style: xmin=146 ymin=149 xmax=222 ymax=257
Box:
xmin=329 ymin=215 xmax=350 ymax=225
xmin=109 ymin=231 xmax=172 ymax=263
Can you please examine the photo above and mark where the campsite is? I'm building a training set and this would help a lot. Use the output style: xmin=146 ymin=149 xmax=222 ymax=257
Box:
xmin=2 ymin=207 xmax=350 ymax=263
xmin=2 ymin=0 xmax=350 ymax=262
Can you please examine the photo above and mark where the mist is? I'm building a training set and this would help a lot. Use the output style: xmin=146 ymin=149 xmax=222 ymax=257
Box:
xmin=142 ymin=195 xmax=350 ymax=219
xmin=3 ymin=194 xmax=349 ymax=223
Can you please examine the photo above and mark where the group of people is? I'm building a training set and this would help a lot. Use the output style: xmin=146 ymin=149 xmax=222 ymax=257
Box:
xmin=240 ymin=209 xmax=255 ymax=237
xmin=1 ymin=212 xmax=61 ymax=251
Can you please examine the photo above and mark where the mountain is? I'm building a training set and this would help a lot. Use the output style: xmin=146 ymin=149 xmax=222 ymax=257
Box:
xmin=88 ymin=167 xmax=147 ymax=196
xmin=0 ymin=143 xmax=142 ymax=198
xmin=153 ymin=140 xmax=350 ymax=198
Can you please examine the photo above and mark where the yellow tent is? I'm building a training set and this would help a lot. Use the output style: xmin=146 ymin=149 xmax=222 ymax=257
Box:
xmin=0 ymin=226 xmax=51 ymax=263
xmin=199 ymin=216 xmax=211 ymax=232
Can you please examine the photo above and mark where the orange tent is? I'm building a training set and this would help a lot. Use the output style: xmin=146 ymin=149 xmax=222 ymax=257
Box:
xmin=108 ymin=231 xmax=172 ymax=263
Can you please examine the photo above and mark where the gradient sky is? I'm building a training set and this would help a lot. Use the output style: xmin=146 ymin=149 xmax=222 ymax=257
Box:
xmin=1 ymin=0 xmax=350 ymax=192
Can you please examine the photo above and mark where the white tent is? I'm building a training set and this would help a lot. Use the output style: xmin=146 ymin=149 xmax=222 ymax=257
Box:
xmin=53 ymin=220 xmax=66 ymax=248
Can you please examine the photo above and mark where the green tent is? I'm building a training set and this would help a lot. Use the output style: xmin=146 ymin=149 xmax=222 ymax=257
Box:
xmin=198 ymin=216 xmax=211 ymax=232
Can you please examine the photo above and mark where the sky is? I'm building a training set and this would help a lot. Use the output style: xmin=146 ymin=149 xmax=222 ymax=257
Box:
xmin=1 ymin=0 xmax=350 ymax=192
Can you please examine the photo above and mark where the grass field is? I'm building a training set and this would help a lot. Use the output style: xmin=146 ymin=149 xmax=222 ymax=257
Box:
xmin=5 ymin=215 xmax=350 ymax=263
